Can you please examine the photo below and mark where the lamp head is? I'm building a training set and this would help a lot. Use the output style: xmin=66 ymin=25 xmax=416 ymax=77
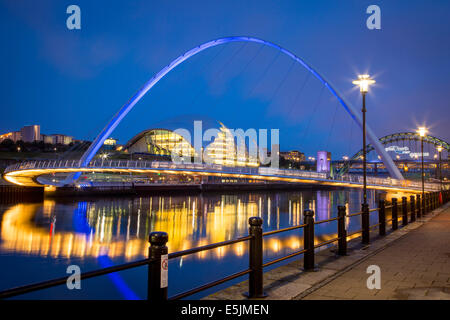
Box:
xmin=417 ymin=127 xmax=427 ymax=137
xmin=437 ymin=146 xmax=443 ymax=152
xmin=352 ymin=74 xmax=376 ymax=93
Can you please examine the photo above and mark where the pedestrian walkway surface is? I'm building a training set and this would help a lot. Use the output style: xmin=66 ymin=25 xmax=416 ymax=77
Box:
xmin=302 ymin=204 xmax=450 ymax=300
xmin=205 ymin=202 xmax=450 ymax=300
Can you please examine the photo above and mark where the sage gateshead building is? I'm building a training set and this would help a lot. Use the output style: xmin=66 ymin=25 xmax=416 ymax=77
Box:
xmin=124 ymin=117 xmax=259 ymax=167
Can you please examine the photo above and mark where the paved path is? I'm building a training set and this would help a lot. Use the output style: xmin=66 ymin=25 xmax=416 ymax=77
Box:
xmin=301 ymin=204 xmax=450 ymax=300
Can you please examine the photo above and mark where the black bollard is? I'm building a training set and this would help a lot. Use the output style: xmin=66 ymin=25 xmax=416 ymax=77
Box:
xmin=392 ymin=198 xmax=398 ymax=230
xmin=361 ymin=203 xmax=370 ymax=244
xmin=247 ymin=217 xmax=266 ymax=298
xmin=417 ymin=194 xmax=421 ymax=218
xmin=410 ymin=195 xmax=416 ymax=222
xmin=337 ymin=206 xmax=347 ymax=256
xmin=402 ymin=197 xmax=408 ymax=226
xmin=303 ymin=210 xmax=316 ymax=271
xmin=378 ymin=200 xmax=386 ymax=236
xmin=147 ymin=232 xmax=168 ymax=301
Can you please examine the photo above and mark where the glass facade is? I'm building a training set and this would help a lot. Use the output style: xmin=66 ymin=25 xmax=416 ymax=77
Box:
xmin=144 ymin=129 xmax=196 ymax=157
xmin=128 ymin=125 xmax=259 ymax=167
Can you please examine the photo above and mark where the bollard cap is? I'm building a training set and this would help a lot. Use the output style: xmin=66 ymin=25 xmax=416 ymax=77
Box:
xmin=149 ymin=232 xmax=168 ymax=245
xmin=249 ymin=216 xmax=263 ymax=226
xmin=402 ymin=196 xmax=407 ymax=200
xmin=392 ymin=198 xmax=397 ymax=202
xmin=304 ymin=209 xmax=314 ymax=216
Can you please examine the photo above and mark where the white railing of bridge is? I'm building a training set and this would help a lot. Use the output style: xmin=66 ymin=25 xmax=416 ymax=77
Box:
xmin=4 ymin=160 xmax=442 ymax=191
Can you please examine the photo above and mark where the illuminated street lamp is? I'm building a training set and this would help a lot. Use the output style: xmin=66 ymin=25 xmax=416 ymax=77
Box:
xmin=353 ymin=75 xmax=375 ymax=207
xmin=100 ymin=153 xmax=109 ymax=166
xmin=437 ymin=145 xmax=443 ymax=190
xmin=417 ymin=126 xmax=427 ymax=204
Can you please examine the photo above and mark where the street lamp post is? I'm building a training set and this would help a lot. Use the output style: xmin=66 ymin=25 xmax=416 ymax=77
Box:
xmin=353 ymin=75 xmax=375 ymax=245
xmin=352 ymin=75 xmax=375 ymax=206
xmin=417 ymin=127 xmax=427 ymax=211
xmin=437 ymin=145 xmax=443 ymax=190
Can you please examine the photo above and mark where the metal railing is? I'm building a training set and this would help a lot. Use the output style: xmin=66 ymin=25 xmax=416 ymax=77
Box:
xmin=1 ymin=190 xmax=448 ymax=300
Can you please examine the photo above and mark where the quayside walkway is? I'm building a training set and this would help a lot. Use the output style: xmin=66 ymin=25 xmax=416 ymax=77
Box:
xmin=205 ymin=201 xmax=450 ymax=300
xmin=301 ymin=202 xmax=450 ymax=300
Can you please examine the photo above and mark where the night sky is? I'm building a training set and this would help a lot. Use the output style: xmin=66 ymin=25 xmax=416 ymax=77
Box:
xmin=1 ymin=0 xmax=449 ymax=158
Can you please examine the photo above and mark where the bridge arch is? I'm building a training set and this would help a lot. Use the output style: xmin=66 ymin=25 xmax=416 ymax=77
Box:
xmin=338 ymin=132 xmax=450 ymax=175
xmin=78 ymin=36 xmax=404 ymax=180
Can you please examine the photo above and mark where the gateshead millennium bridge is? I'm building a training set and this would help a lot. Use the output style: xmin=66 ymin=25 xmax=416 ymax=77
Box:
xmin=3 ymin=159 xmax=440 ymax=192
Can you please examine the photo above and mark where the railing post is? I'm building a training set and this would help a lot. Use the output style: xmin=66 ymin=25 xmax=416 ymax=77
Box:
xmin=337 ymin=206 xmax=347 ymax=255
xmin=402 ymin=197 xmax=408 ymax=226
xmin=422 ymin=194 xmax=427 ymax=216
xmin=392 ymin=198 xmax=398 ymax=230
xmin=410 ymin=195 xmax=416 ymax=222
xmin=147 ymin=232 xmax=168 ymax=301
xmin=303 ymin=210 xmax=316 ymax=271
xmin=417 ymin=194 xmax=421 ymax=218
xmin=361 ymin=203 xmax=370 ymax=244
xmin=247 ymin=217 xmax=266 ymax=298
xmin=378 ymin=200 xmax=386 ymax=236
xmin=434 ymin=192 xmax=437 ymax=209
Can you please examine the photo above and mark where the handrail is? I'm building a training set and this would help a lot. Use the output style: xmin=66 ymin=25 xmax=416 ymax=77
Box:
xmin=168 ymin=236 xmax=252 ymax=259
xmin=0 ymin=257 xmax=152 ymax=299
xmin=262 ymin=224 xmax=307 ymax=237
xmin=263 ymin=249 xmax=308 ymax=268
xmin=314 ymin=217 xmax=339 ymax=224
xmin=314 ymin=237 xmax=340 ymax=249
xmin=169 ymin=269 xmax=251 ymax=300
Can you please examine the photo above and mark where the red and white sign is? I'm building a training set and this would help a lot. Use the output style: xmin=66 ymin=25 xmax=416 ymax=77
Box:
xmin=161 ymin=254 xmax=168 ymax=288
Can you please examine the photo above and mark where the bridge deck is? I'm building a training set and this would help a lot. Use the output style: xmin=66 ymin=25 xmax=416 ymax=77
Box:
xmin=2 ymin=160 xmax=441 ymax=192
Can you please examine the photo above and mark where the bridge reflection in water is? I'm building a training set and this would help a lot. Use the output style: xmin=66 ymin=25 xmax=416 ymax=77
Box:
xmin=0 ymin=189 xmax=411 ymax=298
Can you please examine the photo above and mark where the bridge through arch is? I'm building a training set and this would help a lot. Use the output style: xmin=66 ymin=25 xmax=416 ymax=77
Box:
xmin=338 ymin=132 xmax=450 ymax=176
xmin=77 ymin=36 xmax=404 ymax=181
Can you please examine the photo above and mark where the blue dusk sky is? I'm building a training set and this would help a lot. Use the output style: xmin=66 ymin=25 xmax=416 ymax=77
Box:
xmin=0 ymin=0 xmax=449 ymax=158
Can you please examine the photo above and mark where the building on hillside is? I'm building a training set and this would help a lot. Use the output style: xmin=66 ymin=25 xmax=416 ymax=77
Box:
xmin=0 ymin=131 xmax=22 ymax=142
xmin=20 ymin=125 xmax=40 ymax=142
xmin=280 ymin=150 xmax=305 ymax=162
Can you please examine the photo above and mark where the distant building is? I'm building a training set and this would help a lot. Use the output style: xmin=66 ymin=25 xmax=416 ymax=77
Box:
xmin=0 ymin=125 xmax=77 ymax=145
xmin=317 ymin=151 xmax=331 ymax=173
xmin=280 ymin=150 xmax=305 ymax=162
xmin=0 ymin=131 xmax=22 ymax=143
xmin=42 ymin=134 xmax=73 ymax=145
xmin=125 ymin=121 xmax=259 ymax=167
xmin=21 ymin=125 xmax=40 ymax=142
xmin=102 ymin=137 xmax=118 ymax=150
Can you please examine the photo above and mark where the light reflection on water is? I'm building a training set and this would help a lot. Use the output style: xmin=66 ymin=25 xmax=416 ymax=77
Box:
xmin=0 ymin=188 xmax=410 ymax=299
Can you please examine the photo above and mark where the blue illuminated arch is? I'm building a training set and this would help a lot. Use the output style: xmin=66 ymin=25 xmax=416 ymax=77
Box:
xmin=78 ymin=36 xmax=404 ymax=180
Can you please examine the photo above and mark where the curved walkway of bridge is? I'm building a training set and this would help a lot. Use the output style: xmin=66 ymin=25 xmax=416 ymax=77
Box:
xmin=3 ymin=160 xmax=440 ymax=192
